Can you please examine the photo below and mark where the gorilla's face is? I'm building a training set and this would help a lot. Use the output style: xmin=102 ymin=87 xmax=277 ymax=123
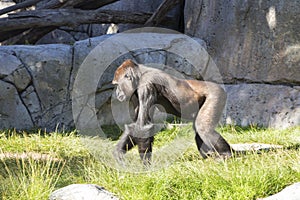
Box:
xmin=113 ymin=68 xmax=136 ymax=102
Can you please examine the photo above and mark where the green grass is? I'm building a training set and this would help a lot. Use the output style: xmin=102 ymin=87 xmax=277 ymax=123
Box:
xmin=0 ymin=125 xmax=299 ymax=200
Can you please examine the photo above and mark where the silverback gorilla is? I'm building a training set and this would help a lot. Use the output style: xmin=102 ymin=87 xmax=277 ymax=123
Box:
xmin=112 ymin=59 xmax=232 ymax=164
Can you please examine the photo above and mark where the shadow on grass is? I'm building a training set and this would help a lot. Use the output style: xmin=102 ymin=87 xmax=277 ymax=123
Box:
xmin=0 ymin=125 xmax=124 ymax=141
xmin=101 ymin=125 xmax=123 ymax=141
xmin=285 ymin=143 xmax=300 ymax=150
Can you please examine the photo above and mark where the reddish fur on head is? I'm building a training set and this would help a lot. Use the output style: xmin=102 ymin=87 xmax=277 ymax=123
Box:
xmin=112 ymin=59 xmax=136 ymax=84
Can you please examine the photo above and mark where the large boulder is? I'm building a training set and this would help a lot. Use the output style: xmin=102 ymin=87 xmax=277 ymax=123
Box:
xmin=259 ymin=182 xmax=300 ymax=200
xmin=184 ymin=0 xmax=300 ymax=85
xmin=49 ymin=184 xmax=119 ymax=200
xmin=0 ymin=44 xmax=73 ymax=130
xmin=0 ymin=49 xmax=33 ymax=129
xmin=224 ymin=84 xmax=300 ymax=128
xmin=0 ymin=80 xmax=33 ymax=129
xmin=0 ymin=51 xmax=23 ymax=78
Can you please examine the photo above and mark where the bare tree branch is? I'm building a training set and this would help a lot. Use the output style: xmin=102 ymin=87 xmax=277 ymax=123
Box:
xmin=145 ymin=0 xmax=183 ymax=26
xmin=0 ymin=0 xmax=41 ymax=16
xmin=2 ymin=27 xmax=55 ymax=45
xmin=73 ymin=0 xmax=120 ymax=10
xmin=38 ymin=0 xmax=120 ymax=9
xmin=0 ymin=0 xmax=123 ymax=44
xmin=0 ymin=0 xmax=180 ymax=45
xmin=37 ymin=0 xmax=69 ymax=9
xmin=0 ymin=29 xmax=26 ymax=42
xmin=0 ymin=9 xmax=152 ymax=32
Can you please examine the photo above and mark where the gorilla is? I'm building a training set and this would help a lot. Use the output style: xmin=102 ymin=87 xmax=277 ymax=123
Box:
xmin=112 ymin=59 xmax=232 ymax=164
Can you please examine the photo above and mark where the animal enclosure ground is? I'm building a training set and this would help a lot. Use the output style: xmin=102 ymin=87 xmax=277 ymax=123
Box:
xmin=0 ymin=125 xmax=299 ymax=200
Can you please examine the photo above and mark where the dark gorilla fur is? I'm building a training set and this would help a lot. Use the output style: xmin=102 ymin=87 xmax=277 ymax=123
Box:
xmin=112 ymin=59 xmax=233 ymax=164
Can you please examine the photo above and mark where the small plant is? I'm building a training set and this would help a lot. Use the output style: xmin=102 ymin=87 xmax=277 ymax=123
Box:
xmin=0 ymin=158 xmax=65 ymax=200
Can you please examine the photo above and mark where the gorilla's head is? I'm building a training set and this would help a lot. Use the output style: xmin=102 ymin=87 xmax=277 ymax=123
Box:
xmin=112 ymin=59 xmax=139 ymax=102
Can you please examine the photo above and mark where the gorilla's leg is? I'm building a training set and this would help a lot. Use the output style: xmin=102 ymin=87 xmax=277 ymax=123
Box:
xmin=195 ymin=133 xmax=213 ymax=158
xmin=193 ymin=122 xmax=210 ymax=158
xmin=194 ymin=91 xmax=232 ymax=158
xmin=114 ymin=126 xmax=136 ymax=162
xmin=134 ymin=136 xmax=154 ymax=165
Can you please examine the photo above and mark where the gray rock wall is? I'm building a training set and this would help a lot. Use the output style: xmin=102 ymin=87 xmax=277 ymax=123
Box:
xmin=0 ymin=33 xmax=299 ymax=131
xmin=0 ymin=45 xmax=73 ymax=130
xmin=224 ymin=84 xmax=299 ymax=129
xmin=184 ymin=0 xmax=300 ymax=85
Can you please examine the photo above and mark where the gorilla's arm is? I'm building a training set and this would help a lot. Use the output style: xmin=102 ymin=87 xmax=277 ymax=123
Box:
xmin=114 ymin=81 xmax=157 ymax=164
xmin=114 ymin=123 xmax=153 ymax=165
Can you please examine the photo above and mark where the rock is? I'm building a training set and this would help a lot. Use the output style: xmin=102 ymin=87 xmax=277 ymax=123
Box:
xmin=71 ymin=24 xmax=109 ymax=37
xmin=0 ymin=80 xmax=33 ymax=129
xmin=72 ymin=32 xmax=90 ymax=41
xmin=4 ymin=67 xmax=32 ymax=92
xmin=231 ymin=143 xmax=283 ymax=152
xmin=0 ymin=44 xmax=73 ymax=130
xmin=49 ymin=184 xmax=119 ymax=200
xmin=73 ymin=35 xmax=112 ymax=75
xmin=223 ymin=84 xmax=300 ymax=128
xmin=98 ymin=101 xmax=115 ymax=126
xmin=132 ymin=49 xmax=167 ymax=66
xmin=0 ymin=51 xmax=22 ymax=78
xmin=36 ymin=29 xmax=76 ymax=45
xmin=258 ymin=182 xmax=300 ymax=200
xmin=0 ymin=152 xmax=60 ymax=161
xmin=192 ymin=37 xmax=207 ymax=50
xmin=21 ymin=86 xmax=41 ymax=122
xmin=185 ymin=0 xmax=300 ymax=85
xmin=165 ymin=52 xmax=201 ymax=79
xmin=95 ymin=90 xmax=113 ymax=109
